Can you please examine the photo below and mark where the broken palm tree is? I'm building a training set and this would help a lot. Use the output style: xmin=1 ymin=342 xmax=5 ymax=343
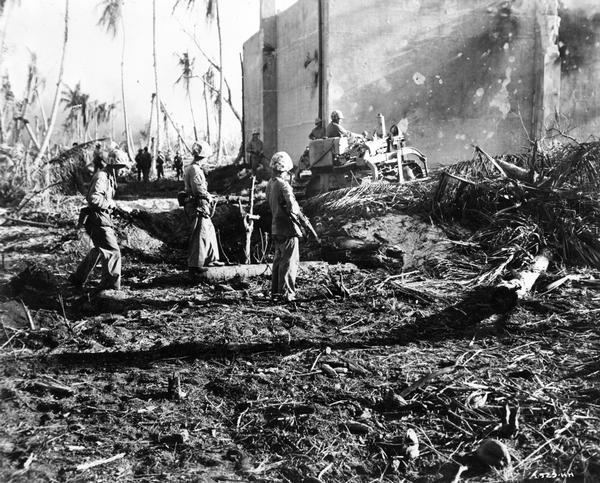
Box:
xmin=434 ymin=142 xmax=600 ymax=292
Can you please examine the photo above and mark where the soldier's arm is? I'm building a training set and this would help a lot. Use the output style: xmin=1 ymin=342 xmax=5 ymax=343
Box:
xmin=192 ymin=166 xmax=211 ymax=199
xmin=280 ymin=181 xmax=300 ymax=216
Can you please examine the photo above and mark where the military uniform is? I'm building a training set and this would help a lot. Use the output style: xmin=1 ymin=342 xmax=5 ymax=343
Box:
xmin=266 ymin=174 xmax=303 ymax=301
xmin=173 ymin=153 xmax=183 ymax=179
xmin=70 ymin=168 xmax=121 ymax=290
xmin=156 ymin=153 xmax=165 ymax=179
xmin=309 ymin=124 xmax=326 ymax=140
xmin=183 ymin=162 xmax=220 ymax=269
xmin=246 ymin=135 xmax=264 ymax=172
xmin=325 ymin=121 xmax=349 ymax=138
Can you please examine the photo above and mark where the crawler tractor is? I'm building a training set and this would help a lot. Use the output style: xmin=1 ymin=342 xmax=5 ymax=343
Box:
xmin=298 ymin=114 xmax=428 ymax=198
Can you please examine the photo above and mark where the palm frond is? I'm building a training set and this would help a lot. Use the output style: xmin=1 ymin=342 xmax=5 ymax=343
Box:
xmin=97 ymin=0 xmax=123 ymax=38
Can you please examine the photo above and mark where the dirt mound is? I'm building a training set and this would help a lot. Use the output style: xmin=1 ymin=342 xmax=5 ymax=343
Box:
xmin=305 ymin=182 xmax=453 ymax=270
xmin=328 ymin=212 xmax=452 ymax=270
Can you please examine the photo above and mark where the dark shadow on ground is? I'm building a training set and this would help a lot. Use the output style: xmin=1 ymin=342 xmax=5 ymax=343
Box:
xmin=44 ymin=286 xmax=520 ymax=368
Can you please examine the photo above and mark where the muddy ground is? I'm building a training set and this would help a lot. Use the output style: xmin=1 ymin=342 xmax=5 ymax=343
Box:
xmin=0 ymin=180 xmax=599 ymax=482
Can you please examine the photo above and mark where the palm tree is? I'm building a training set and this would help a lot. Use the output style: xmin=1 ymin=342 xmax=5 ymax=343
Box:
xmin=33 ymin=0 xmax=69 ymax=166
xmin=97 ymin=0 xmax=133 ymax=159
xmin=202 ymin=67 xmax=213 ymax=144
xmin=174 ymin=0 xmax=223 ymax=161
xmin=60 ymin=82 xmax=89 ymax=142
xmin=13 ymin=51 xmax=38 ymax=144
xmin=215 ymin=0 xmax=223 ymax=163
xmin=175 ymin=52 xmax=199 ymax=141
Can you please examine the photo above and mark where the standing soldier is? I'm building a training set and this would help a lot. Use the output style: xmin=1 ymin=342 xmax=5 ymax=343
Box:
xmin=266 ymin=151 xmax=317 ymax=302
xmin=92 ymin=143 xmax=104 ymax=172
xmin=183 ymin=141 xmax=224 ymax=278
xmin=135 ymin=148 xmax=143 ymax=181
xmin=246 ymin=130 xmax=264 ymax=173
xmin=141 ymin=146 xmax=152 ymax=182
xmin=68 ymin=154 xmax=126 ymax=294
xmin=156 ymin=150 xmax=165 ymax=180
xmin=173 ymin=150 xmax=183 ymax=179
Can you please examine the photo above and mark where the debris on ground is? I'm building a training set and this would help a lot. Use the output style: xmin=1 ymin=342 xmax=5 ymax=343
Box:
xmin=1 ymin=139 xmax=599 ymax=482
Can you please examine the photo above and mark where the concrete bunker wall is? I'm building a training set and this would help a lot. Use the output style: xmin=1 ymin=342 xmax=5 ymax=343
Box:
xmin=243 ymin=31 xmax=264 ymax=150
xmin=276 ymin=0 xmax=321 ymax=162
xmin=326 ymin=0 xmax=538 ymax=165
xmin=558 ymin=1 xmax=600 ymax=140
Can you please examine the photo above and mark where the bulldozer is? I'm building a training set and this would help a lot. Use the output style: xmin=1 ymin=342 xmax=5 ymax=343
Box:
xmin=297 ymin=114 xmax=428 ymax=198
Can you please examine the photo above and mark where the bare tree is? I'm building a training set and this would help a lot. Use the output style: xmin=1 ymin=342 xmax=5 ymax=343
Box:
xmin=175 ymin=52 xmax=199 ymax=141
xmin=33 ymin=0 xmax=69 ymax=166
xmin=152 ymin=0 xmax=161 ymax=171
xmin=97 ymin=0 xmax=134 ymax=160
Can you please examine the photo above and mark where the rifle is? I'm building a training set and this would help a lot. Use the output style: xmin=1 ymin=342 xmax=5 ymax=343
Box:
xmin=290 ymin=210 xmax=320 ymax=244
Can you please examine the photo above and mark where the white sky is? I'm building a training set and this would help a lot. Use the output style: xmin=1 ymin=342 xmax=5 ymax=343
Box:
xmin=0 ymin=0 xmax=260 ymax=146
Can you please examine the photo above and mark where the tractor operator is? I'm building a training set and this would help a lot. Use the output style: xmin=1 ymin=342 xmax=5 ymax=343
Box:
xmin=326 ymin=110 xmax=355 ymax=138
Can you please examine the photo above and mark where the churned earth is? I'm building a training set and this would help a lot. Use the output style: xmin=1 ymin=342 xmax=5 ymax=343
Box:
xmin=0 ymin=185 xmax=599 ymax=482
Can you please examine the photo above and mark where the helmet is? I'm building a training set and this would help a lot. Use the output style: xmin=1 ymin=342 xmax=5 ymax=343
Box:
xmin=192 ymin=140 xmax=213 ymax=159
xmin=252 ymin=128 xmax=260 ymax=135
xmin=314 ymin=117 xmax=321 ymax=124
xmin=331 ymin=110 xmax=344 ymax=120
xmin=269 ymin=151 xmax=293 ymax=173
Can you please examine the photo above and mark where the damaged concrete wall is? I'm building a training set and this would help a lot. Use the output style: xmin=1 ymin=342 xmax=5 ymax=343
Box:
xmin=243 ymin=31 xmax=264 ymax=151
xmin=557 ymin=0 xmax=600 ymax=140
xmin=245 ymin=0 xmax=600 ymax=167
xmin=262 ymin=0 xmax=279 ymax=159
xmin=327 ymin=0 xmax=539 ymax=165
xmin=276 ymin=0 xmax=321 ymax=162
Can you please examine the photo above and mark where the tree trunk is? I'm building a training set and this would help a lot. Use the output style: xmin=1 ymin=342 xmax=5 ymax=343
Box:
xmin=216 ymin=0 xmax=223 ymax=163
xmin=33 ymin=0 xmax=69 ymax=166
xmin=120 ymin=15 xmax=134 ymax=161
xmin=147 ymin=93 xmax=155 ymax=149
xmin=203 ymin=81 xmax=211 ymax=143
xmin=188 ymin=90 xmax=198 ymax=141
xmin=35 ymin=88 xmax=48 ymax=133
xmin=161 ymin=100 xmax=192 ymax=154
xmin=498 ymin=251 xmax=551 ymax=298
xmin=151 ymin=0 xmax=160 ymax=174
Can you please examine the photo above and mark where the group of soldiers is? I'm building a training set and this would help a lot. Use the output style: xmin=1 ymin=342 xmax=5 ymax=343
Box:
xmin=245 ymin=110 xmax=353 ymax=176
xmin=70 ymin=138 xmax=314 ymax=302
xmin=133 ymin=147 xmax=184 ymax=182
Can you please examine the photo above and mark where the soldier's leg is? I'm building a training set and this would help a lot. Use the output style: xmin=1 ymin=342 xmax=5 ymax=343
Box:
xmin=201 ymin=219 xmax=221 ymax=266
xmin=278 ymin=237 xmax=299 ymax=300
xmin=69 ymin=247 xmax=101 ymax=286
xmin=95 ymin=226 xmax=122 ymax=290
xmin=271 ymin=237 xmax=282 ymax=296
xmin=185 ymin=204 xmax=203 ymax=269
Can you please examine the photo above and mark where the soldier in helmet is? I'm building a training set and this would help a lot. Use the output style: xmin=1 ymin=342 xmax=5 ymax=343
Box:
xmin=183 ymin=141 xmax=224 ymax=277
xmin=246 ymin=129 xmax=264 ymax=173
xmin=266 ymin=151 xmax=317 ymax=302
xmin=68 ymin=154 xmax=126 ymax=294
xmin=309 ymin=117 xmax=326 ymax=140
xmin=326 ymin=110 xmax=356 ymax=138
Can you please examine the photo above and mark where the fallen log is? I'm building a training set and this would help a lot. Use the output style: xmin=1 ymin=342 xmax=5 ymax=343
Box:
xmin=195 ymin=261 xmax=357 ymax=283
xmin=497 ymin=251 xmax=551 ymax=298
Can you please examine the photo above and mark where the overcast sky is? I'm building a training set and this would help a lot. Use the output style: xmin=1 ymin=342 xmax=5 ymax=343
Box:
xmin=0 ymin=0 xmax=260 ymax=146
